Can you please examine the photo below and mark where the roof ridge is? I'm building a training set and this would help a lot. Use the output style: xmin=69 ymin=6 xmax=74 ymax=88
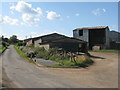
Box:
xmin=74 ymin=26 xmax=108 ymax=31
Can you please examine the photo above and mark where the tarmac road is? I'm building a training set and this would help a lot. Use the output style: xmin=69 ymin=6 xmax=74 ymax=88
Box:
xmin=2 ymin=45 xmax=85 ymax=88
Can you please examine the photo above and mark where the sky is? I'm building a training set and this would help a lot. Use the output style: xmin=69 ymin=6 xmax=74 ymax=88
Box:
xmin=0 ymin=1 xmax=118 ymax=40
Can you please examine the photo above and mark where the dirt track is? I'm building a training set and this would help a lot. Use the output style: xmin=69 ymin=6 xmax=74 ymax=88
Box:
xmin=2 ymin=46 xmax=118 ymax=88
xmin=2 ymin=46 xmax=85 ymax=88
xmin=42 ymin=51 xmax=118 ymax=88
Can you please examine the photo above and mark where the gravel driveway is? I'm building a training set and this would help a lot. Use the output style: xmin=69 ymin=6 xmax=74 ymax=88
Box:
xmin=34 ymin=58 xmax=58 ymax=66
xmin=41 ymin=51 xmax=118 ymax=88
xmin=2 ymin=45 xmax=118 ymax=88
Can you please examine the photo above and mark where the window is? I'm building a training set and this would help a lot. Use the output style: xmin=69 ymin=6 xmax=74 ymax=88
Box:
xmin=79 ymin=30 xmax=83 ymax=36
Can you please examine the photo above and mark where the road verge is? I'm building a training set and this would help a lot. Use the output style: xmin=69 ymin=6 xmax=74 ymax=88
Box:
xmin=14 ymin=46 xmax=35 ymax=64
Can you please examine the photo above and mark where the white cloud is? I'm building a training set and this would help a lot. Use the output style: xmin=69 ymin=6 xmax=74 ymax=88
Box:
xmin=10 ymin=1 xmax=42 ymax=24
xmin=0 ymin=30 xmax=4 ymax=37
xmin=22 ymin=14 xmax=40 ymax=23
xmin=31 ymin=32 xmax=37 ymax=35
xmin=75 ymin=13 xmax=80 ymax=16
xmin=30 ymin=32 xmax=40 ymax=38
xmin=0 ymin=15 xmax=2 ymax=22
xmin=1 ymin=16 xmax=23 ymax=25
xmin=0 ymin=30 xmax=9 ymax=38
xmin=102 ymin=8 xmax=106 ymax=12
xmin=92 ymin=8 xmax=106 ymax=16
xmin=10 ymin=1 xmax=42 ymax=16
xmin=46 ymin=11 xmax=61 ymax=20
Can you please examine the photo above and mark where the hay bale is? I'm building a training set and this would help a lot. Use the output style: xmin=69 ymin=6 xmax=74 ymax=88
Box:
xmin=92 ymin=46 xmax=101 ymax=51
xmin=76 ymin=55 xmax=89 ymax=62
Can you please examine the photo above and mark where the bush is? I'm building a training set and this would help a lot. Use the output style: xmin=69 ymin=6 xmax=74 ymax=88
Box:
xmin=17 ymin=42 xmax=23 ymax=46
xmin=18 ymin=46 xmax=94 ymax=67
xmin=75 ymin=55 xmax=94 ymax=67
xmin=34 ymin=47 xmax=50 ymax=60
xmin=48 ymin=48 xmax=57 ymax=56
xmin=14 ymin=46 xmax=34 ymax=63
xmin=61 ymin=60 xmax=75 ymax=66
xmin=36 ymin=51 xmax=50 ymax=60
xmin=34 ymin=47 xmax=45 ymax=54
xmin=49 ymin=55 xmax=58 ymax=61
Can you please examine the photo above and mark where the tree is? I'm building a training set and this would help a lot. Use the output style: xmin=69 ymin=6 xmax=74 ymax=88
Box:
xmin=0 ymin=35 xmax=9 ymax=46
xmin=17 ymin=42 xmax=23 ymax=46
xmin=9 ymin=35 xmax=17 ymax=44
xmin=4 ymin=38 xmax=9 ymax=42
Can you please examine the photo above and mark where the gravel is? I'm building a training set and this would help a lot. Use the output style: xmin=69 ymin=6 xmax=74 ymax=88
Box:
xmin=33 ymin=58 xmax=58 ymax=66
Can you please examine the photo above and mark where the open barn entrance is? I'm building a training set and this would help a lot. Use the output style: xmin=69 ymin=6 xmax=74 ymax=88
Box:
xmin=89 ymin=29 xmax=106 ymax=50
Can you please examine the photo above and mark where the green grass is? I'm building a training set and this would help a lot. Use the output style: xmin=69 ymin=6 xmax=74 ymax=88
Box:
xmin=0 ymin=47 xmax=6 ymax=53
xmin=19 ymin=46 xmax=94 ymax=67
xmin=51 ymin=63 xmax=78 ymax=67
xmin=49 ymin=55 xmax=93 ymax=67
xmin=14 ymin=46 xmax=35 ymax=63
xmin=91 ymin=49 xmax=119 ymax=53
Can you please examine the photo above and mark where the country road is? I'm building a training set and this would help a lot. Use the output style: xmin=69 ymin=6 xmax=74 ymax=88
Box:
xmin=1 ymin=45 xmax=118 ymax=88
xmin=2 ymin=45 xmax=85 ymax=88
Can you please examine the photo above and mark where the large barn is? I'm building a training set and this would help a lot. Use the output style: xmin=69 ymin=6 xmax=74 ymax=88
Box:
xmin=73 ymin=26 xmax=110 ymax=50
xmin=26 ymin=33 xmax=87 ymax=53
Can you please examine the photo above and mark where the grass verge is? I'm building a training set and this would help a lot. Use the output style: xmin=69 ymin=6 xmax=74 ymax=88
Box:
xmin=0 ymin=47 xmax=7 ymax=53
xmin=49 ymin=55 xmax=93 ymax=67
xmin=14 ymin=45 xmax=35 ymax=63
xmin=90 ymin=49 xmax=119 ymax=53
xmin=19 ymin=46 xmax=94 ymax=67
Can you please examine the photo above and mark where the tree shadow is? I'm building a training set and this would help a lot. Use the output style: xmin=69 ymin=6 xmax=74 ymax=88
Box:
xmin=87 ymin=53 xmax=105 ymax=59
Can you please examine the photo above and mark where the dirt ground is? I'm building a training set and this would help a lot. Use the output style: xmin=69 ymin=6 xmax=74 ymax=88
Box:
xmin=2 ymin=50 xmax=118 ymax=88
xmin=41 ymin=51 xmax=118 ymax=88
xmin=2 ymin=68 xmax=18 ymax=89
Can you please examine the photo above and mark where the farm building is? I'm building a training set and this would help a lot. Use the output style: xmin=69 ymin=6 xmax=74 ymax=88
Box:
xmin=33 ymin=33 xmax=87 ymax=53
xmin=109 ymin=30 xmax=120 ymax=49
xmin=73 ymin=26 xmax=110 ymax=50
xmin=23 ymin=38 xmax=34 ymax=46
xmin=109 ymin=30 xmax=120 ymax=42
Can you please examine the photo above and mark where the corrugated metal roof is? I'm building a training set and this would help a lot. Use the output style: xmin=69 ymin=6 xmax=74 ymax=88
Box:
xmin=24 ymin=33 xmax=86 ymax=44
xmin=73 ymin=26 xmax=108 ymax=31
xmin=39 ymin=37 xmax=86 ymax=44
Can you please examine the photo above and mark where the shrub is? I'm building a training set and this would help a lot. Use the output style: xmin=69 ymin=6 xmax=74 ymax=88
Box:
xmin=48 ymin=48 xmax=58 ymax=56
xmin=37 ymin=51 xmax=50 ymax=60
xmin=18 ymin=46 xmax=94 ymax=67
xmin=49 ymin=55 xmax=58 ymax=61
xmin=75 ymin=55 xmax=94 ymax=67
xmin=61 ymin=60 xmax=75 ymax=66
xmin=17 ymin=42 xmax=23 ymax=46
xmin=35 ymin=47 xmax=51 ymax=60
xmin=34 ymin=47 xmax=45 ymax=54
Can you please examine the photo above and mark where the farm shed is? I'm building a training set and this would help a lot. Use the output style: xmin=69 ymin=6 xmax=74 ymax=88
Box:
xmin=34 ymin=33 xmax=87 ymax=53
xmin=73 ymin=26 xmax=110 ymax=50
xmin=24 ymin=38 xmax=34 ymax=46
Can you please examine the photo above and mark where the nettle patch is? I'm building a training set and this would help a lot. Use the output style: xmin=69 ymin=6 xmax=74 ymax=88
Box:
xmin=19 ymin=46 xmax=94 ymax=67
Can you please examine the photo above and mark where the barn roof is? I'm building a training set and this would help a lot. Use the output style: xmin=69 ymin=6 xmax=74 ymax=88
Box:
xmin=33 ymin=33 xmax=67 ymax=40
xmin=24 ymin=33 xmax=86 ymax=44
xmin=24 ymin=38 xmax=32 ymax=42
xmin=39 ymin=36 xmax=86 ymax=44
xmin=73 ymin=26 xmax=108 ymax=31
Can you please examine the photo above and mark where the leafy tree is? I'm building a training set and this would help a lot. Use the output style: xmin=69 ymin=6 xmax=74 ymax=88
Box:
xmin=4 ymin=38 xmax=9 ymax=43
xmin=2 ymin=41 xmax=7 ymax=47
xmin=0 ymin=36 xmax=9 ymax=47
xmin=17 ymin=42 xmax=23 ymax=46
xmin=9 ymin=35 xmax=17 ymax=44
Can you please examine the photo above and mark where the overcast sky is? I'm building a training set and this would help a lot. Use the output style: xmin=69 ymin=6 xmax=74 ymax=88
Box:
xmin=0 ymin=1 xmax=118 ymax=40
